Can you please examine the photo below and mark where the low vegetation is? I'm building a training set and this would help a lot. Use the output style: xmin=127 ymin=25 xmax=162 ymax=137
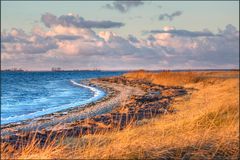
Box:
xmin=1 ymin=70 xmax=239 ymax=159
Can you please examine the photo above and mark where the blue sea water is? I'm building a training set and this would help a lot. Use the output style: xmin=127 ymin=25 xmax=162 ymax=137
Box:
xmin=1 ymin=71 xmax=125 ymax=125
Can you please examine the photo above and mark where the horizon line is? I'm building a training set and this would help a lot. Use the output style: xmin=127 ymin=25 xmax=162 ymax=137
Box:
xmin=1 ymin=68 xmax=239 ymax=72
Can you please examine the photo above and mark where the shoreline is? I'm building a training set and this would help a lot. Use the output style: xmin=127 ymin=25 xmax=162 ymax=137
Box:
xmin=2 ymin=76 xmax=187 ymax=145
xmin=1 ymin=77 xmax=145 ymax=138
xmin=1 ymin=80 xmax=107 ymax=126
xmin=1 ymin=80 xmax=107 ymax=127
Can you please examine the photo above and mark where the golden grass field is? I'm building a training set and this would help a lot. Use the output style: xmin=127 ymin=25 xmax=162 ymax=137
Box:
xmin=1 ymin=70 xmax=239 ymax=159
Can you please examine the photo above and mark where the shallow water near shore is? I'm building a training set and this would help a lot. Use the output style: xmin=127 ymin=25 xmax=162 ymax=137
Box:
xmin=1 ymin=71 xmax=125 ymax=124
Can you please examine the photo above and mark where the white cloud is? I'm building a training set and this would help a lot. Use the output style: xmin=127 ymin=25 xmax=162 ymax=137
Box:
xmin=1 ymin=23 xmax=239 ymax=70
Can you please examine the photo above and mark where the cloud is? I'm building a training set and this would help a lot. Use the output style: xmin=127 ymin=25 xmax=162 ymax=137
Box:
xmin=41 ymin=13 xmax=124 ymax=28
xmin=149 ymin=28 xmax=216 ymax=37
xmin=1 ymin=28 xmax=58 ymax=54
xmin=53 ymin=35 xmax=82 ymax=41
xmin=105 ymin=1 xmax=144 ymax=13
xmin=1 ymin=28 xmax=30 ymax=43
xmin=145 ymin=25 xmax=239 ymax=68
xmin=1 ymin=22 xmax=239 ymax=70
xmin=159 ymin=11 xmax=182 ymax=21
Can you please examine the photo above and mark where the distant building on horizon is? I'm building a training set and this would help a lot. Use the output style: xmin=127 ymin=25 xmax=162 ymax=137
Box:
xmin=2 ymin=68 xmax=25 ymax=72
xmin=51 ymin=67 xmax=62 ymax=71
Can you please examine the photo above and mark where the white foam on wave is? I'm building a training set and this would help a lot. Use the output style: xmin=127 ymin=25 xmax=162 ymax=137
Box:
xmin=1 ymin=80 xmax=105 ymax=125
xmin=70 ymin=80 xmax=102 ymax=97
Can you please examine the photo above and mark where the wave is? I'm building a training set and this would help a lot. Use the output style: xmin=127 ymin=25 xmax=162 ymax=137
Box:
xmin=1 ymin=80 xmax=105 ymax=125
xmin=69 ymin=80 xmax=102 ymax=97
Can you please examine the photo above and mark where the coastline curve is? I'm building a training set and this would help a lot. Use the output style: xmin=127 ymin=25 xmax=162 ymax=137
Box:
xmin=1 ymin=80 xmax=105 ymax=125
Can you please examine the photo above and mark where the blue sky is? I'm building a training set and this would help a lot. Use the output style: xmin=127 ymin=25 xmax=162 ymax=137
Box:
xmin=1 ymin=1 xmax=239 ymax=70
xmin=2 ymin=1 xmax=239 ymax=37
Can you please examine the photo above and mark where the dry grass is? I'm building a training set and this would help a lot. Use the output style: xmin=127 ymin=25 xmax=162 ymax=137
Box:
xmin=124 ymin=70 xmax=239 ymax=86
xmin=1 ymin=70 xmax=239 ymax=159
xmin=123 ymin=70 xmax=198 ymax=86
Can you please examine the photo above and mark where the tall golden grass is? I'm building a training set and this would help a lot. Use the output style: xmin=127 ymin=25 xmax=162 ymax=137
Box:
xmin=1 ymin=71 xmax=239 ymax=159
xmin=124 ymin=70 xmax=239 ymax=86
xmin=124 ymin=70 xmax=195 ymax=86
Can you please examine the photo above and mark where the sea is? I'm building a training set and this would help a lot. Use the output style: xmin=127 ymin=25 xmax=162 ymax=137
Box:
xmin=1 ymin=71 xmax=125 ymax=125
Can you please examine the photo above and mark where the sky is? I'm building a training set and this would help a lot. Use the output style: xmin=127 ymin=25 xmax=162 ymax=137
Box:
xmin=1 ymin=1 xmax=239 ymax=70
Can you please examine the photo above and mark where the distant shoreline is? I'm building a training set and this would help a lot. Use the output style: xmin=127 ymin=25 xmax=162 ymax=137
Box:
xmin=1 ymin=68 xmax=239 ymax=73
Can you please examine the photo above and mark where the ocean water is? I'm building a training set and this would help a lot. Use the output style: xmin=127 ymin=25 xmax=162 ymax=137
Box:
xmin=1 ymin=71 xmax=125 ymax=125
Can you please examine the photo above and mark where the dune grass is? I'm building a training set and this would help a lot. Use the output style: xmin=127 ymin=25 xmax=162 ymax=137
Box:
xmin=124 ymin=70 xmax=238 ymax=86
xmin=1 ymin=70 xmax=239 ymax=159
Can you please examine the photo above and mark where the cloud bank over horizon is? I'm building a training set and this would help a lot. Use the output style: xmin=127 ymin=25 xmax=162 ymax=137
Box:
xmin=1 ymin=12 xmax=239 ymax=70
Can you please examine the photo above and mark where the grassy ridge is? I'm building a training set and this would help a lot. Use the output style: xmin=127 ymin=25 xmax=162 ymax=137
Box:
xmin=1 ymin=71 xmax=239 ymax=159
